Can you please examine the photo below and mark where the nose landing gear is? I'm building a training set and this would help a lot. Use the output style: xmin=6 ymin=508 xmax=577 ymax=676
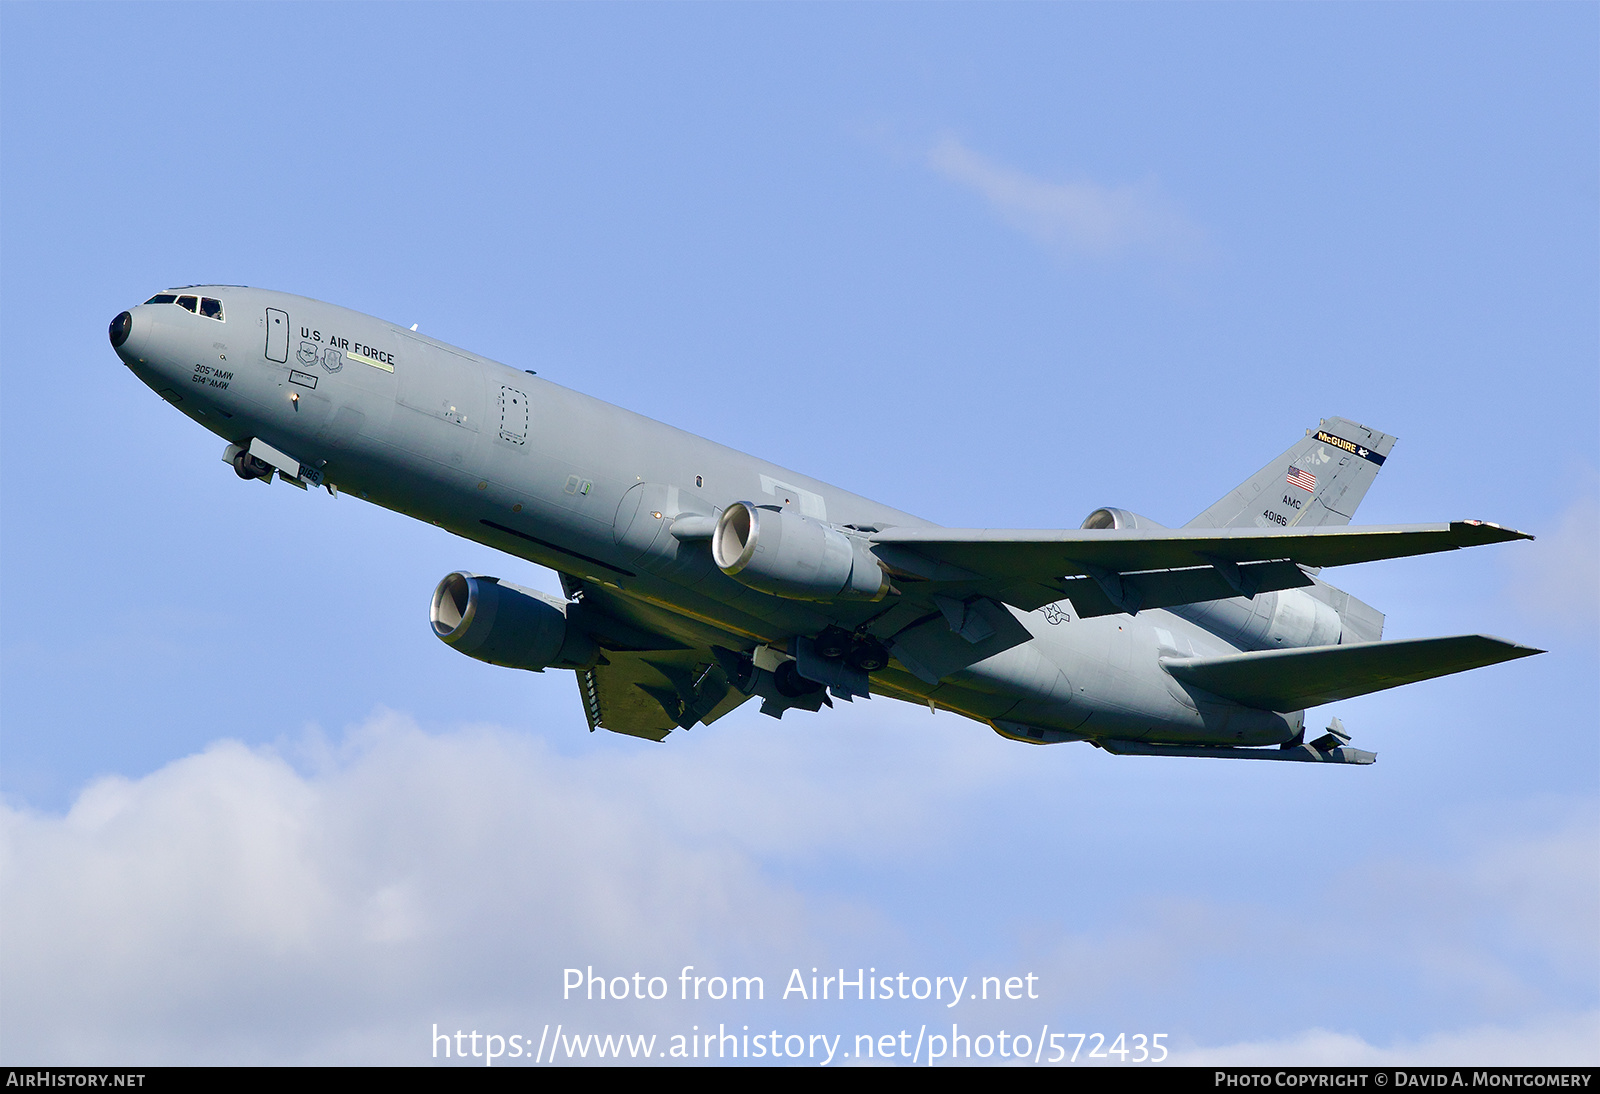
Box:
xmin=232 ymin=450 xmax=273 ymax=480
xmin=774 ymin=660 xmax=826 ymax=698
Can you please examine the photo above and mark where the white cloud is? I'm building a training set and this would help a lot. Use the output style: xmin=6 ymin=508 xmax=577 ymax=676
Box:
xmin=1184 ymin=1011 xmax=1600 ymax=1066
xmin=927 ymin=135 xmax=1203 ymax=261
xmin=1505 ymin=489 xmax=1600 ymax=631
xmin=1020 ymin=802 xmax=1599 ymax=1064
xmin=0 ymin=716 xmax=815 ymax=1062
xmin=2 ymin=709 xmax=1593 ymax=1065
xmin=0 ymin=707 xmax=1029 ymax=1064
xmin=1323 ymin=806 xmax=1600 ymax=1008
xmin=1464 ymin=810 xmax=1600 ymax=973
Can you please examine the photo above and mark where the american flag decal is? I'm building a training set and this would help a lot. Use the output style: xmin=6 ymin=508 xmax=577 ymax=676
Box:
xmin=1286 ymin=467 xmax=1317 ymax=492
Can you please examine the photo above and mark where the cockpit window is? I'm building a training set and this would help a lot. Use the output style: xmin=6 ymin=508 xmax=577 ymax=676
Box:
xmin=143 ymin=291 xmax=225 ymax=319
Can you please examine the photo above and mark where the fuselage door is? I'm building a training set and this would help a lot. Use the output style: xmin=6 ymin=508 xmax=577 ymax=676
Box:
xmin=498 ymin=385 xmax=529 ymax=445
xmin=265 ymin=308 xmax=289 ymax=363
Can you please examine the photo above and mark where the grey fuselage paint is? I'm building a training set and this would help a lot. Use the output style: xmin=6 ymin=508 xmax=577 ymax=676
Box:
xmin=112 ymin=286 xmax=1302 ymax=748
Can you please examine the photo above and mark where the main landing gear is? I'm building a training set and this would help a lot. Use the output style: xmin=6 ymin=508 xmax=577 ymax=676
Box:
xmin=812 ymin=625 xmax=888 ymax=674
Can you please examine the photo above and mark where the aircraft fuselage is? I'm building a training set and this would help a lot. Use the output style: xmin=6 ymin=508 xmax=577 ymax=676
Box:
xmin=110 ymin=285 xmax=1354 ymax=752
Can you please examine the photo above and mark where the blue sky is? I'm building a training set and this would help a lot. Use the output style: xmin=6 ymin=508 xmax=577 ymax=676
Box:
xmin=2 ymin=3 xmax=1595 ymax=1065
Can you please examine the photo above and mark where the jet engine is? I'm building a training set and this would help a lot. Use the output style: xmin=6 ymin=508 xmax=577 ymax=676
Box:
xmin=1168 ymin=587 xmax=1344 ymax=651
xmin=1084 ymin=508 xmax=1347 ymax=648
xmin=430 ymin=572 xmax=597 ymax=671
xmin=1081 ymin=507 xmax=1167 ymax=530
xmin=712 ymin=501 xmax=890 ymax=602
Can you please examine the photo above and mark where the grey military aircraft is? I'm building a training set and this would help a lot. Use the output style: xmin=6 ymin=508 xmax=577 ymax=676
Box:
xmin=110 ymin=287 xmax=1542 ymax=765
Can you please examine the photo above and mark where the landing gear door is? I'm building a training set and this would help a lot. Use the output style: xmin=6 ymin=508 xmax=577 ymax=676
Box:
xmin=265 ymin=308 xmax=289 ymax=363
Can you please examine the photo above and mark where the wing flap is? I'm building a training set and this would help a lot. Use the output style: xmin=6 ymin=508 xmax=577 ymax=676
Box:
xmin=576 ymin=648 xmax=752 ymax=741
xmin=1161 ymin=635 xmax=1543 ymax=711
xmin=1054 ymin=559 xmax=1313 ymax=618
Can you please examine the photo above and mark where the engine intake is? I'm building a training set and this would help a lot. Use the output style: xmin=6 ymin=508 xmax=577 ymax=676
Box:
xmin=712 ymin=501 xmax=889 ymax=602
xmin=430 ymin=572 xmax=596 ymax=671
xmin=1081 ymin=507 xmax=1166 ymax=530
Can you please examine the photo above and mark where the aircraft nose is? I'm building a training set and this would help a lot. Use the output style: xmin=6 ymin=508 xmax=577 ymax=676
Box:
xmin=109 ymin=311 xmax=133 ymax=348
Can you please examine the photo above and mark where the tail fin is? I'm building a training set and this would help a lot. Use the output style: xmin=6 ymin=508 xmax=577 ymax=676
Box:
xmin=1186 ymin=417 xmax=1397 ymax=530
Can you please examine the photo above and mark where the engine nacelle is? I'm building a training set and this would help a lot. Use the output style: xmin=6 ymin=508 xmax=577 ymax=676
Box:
xmin=1262 ymin=588 xmax=1343 ymax=648
xmin=1168 ymin=587 xmax=1345 ymax=651
xmin=1086 ymin=508 xmax=1347 ymax=649
xmin=712 ymin=501 xmax=889 ymax=602
xmin=430 ymin=572 xmax=596 ymax=671
xmin=1081 ymin=507 xmax=1167 ymax=530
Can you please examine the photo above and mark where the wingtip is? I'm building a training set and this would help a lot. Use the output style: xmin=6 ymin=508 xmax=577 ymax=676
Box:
xmin=1455 ymin=518 xmax=1536 ymax=541
xmin=1475 ymin=636 xmax=1546 ymax=659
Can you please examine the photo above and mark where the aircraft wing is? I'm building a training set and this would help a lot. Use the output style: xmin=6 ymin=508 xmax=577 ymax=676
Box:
xmin=1160 ymin=634 xmax=1543 ymax=711
xmin=869 ymin=520 xmax=1531 ymax=617
xmin=562 ymin=582 xmax=756 ymax=740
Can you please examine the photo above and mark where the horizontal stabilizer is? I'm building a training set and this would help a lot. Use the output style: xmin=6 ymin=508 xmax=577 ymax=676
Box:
xmin=1162 ymin=635 xmax=1543 ymax=711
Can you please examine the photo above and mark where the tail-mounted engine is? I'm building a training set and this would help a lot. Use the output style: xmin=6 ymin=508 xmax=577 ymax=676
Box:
xmin=430 ymin=572 xmax=597 ymax=671
xmin=1167 ymin=586 xmax=1345 ymax=651
xmin=1081 ymin=507 xmax=1166 ymax=530
xmin=712 ymin=501 xmax=890 ymax=602
xmin=1084 ymin=507 xmax=1355 ymax=649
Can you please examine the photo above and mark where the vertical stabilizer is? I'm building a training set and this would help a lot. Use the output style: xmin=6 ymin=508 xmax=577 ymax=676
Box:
xmin=1173 ymin=417 xmax=1391 ymax=646
xmin=1186 ymin=417 xmax=1397 ymax=530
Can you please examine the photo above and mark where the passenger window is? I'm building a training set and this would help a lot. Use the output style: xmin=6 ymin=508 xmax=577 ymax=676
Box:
xmin=200 ymin=297 xmax=224 ymax=320
xmin=144 ymin=293 xmax=177 ymax=305
xmin=177 ymin=295 xmax=198 ymax=313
